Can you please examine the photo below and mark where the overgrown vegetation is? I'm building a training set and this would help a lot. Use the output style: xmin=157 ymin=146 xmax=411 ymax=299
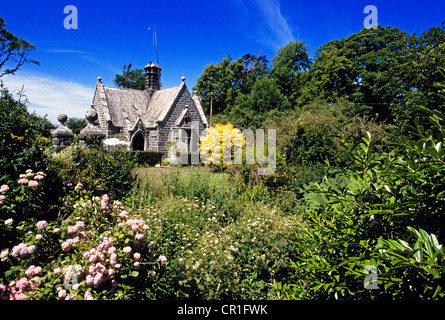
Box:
xmin=1 ymin=14 xmax=445 ymax=300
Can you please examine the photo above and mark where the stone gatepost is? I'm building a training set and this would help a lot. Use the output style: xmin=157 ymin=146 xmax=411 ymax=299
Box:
xmin=78 ymin=108 xmax=106 ymax=147
xmin=51 ymin=113 xmax=74 ymax=152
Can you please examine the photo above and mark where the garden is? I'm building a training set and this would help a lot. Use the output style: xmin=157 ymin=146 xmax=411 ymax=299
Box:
xmin=1 ymin=18 xmax=445 ymax=300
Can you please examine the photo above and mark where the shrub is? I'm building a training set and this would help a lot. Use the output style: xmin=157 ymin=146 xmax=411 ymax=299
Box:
xmin=48 ymin=144 xmax=137 ymax=200
xmin=124 ymin=151 xmax=163 ymax=167
xmin=276 ymin=106 xmax=445 ymax=299
xmin=0 ymin=85 xmax=53 ymax=182
xmin=0 ymin=191 xmax=166 ymax=300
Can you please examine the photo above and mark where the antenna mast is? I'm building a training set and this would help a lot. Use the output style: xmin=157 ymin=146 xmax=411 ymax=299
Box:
xmin=148 ymin=27 xmax=160 ymax=66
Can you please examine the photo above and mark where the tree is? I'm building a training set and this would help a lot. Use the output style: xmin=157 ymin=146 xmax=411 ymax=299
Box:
xmin=66 ymin=116 xmax=87 ymax=135
xmin=230 ymin=78 xmax=290 ymax=129
xmin=193 ymin=53 xmax=269 ymax=116
xmin=269 ymin=40 xmax=311 ymax=105
xmin=113 ymin=63 xmax=145 ymax=90
xmin=0 ymin=16 xmax=39 ymax=77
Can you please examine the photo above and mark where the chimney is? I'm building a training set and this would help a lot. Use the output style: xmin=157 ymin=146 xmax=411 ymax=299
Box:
xmin=144 ymin=62 xmax=162 ymax=96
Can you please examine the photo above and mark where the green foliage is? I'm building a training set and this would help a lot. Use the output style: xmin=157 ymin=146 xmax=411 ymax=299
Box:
xmin=0 ymin=16 xmax=39 ymax=77
xmin=276 ymin=104 xmax=445 ymax=300
xmin=48 ymin=144 xmax=137 ymax=200
xmin=66 ymin=117 xmax=86 ymax=135
xmin=0 ymin=84 xmax=54 ymax=182
xmin=113 ymin=63 xmax=145 ymax=90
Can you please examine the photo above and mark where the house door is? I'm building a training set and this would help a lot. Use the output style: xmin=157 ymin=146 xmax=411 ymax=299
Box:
xmin=132 ymin=131 xmax=145 ymax=151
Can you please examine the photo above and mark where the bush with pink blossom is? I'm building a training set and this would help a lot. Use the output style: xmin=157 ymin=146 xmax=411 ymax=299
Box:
xmin=0 ymin=188 xmax=164 ymax=300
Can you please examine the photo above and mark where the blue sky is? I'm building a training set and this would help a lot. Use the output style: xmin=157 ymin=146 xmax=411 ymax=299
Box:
xmin=1 ymin=0 xmax=444 ymax=124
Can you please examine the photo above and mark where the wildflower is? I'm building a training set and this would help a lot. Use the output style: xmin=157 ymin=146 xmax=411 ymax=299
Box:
xmin=36 ymin=172 xmax=46 ymax=177
xmin=133 ymin=252 xmax=141 ymax=260
xmin=4 ymin=218 xmax=13 ymax=226
xmin=0 ymin=184 xmax=9 ymax=193
xmin=25 ymin=169 xmax=33 ymax=174
xmin=159 ymin=255 xmax=167 ymax=262
xmin=102 ymin=194 xmax=110 ymax=203
xmin=34 ymin=175 xmax=45 ymax=181
xmin=123 ymin=246 xmax=132 ymax=254
xmin=28 ymin=180 xmax=38 ymax=188
xmin=36 ymin=220 xmax=47 ymax=230
xmin=18 ymin=178 xmax=29 ymax=185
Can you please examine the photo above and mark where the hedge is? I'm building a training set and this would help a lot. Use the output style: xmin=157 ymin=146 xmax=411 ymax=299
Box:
xmin=126 ymin=151 xmax=163 ymax=167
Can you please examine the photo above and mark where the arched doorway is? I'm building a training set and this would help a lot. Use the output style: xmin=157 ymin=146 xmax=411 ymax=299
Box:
xmin=132 ymin=131 xmax=145 ymax=151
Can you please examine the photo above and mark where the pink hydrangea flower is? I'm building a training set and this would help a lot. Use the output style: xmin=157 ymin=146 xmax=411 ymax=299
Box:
xmin=27 ymin=245 xmax=36 ymax=255
xmin=0 ymin=184 xmax=9 ymax=193
xmin=85 ymin=275 xmax=94 ymax=287
xmin=28 ymin=180 xmax=38 ymax=188
xmin=133 ymin=252 xmax=141 ymax=260
xmin=34 ymin=175 xmax=45 ymax=181
xmin=18 ymin=178 xmax=29 ymax=185
xmin=12 ymin=243 xmax=30 ymax=258
xmin=123 ymin=246 xmax=132 ymax=254
xmin=102 ymin=194 xmax=110 ymax=203
xmin=61 ymin=239 xmax=74 ymax=252
xmin=16 ymin=277 xmax=29 ymax=290
xmin=67 ymin=225 xmax=78 ymax=234
xmin=135 ymin=233 xmax=144 ymax=241
xmin=75 ymin=182 xmax=83 ymax=190
xmin=36 ymin=220 xmax=47 ymax=230
xmin=84 ymin=290 xmax=94 ymax=300
xmin=159 ymin=255 xmax=167 ymax=262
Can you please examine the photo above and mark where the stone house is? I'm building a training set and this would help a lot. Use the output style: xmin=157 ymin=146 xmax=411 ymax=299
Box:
xmin=89 ymin=62 xmax=208 ymax=155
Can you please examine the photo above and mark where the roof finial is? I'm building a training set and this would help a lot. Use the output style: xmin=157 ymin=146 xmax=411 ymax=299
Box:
xmin=181 ymin=76 xmax=186 ymax=82
xmin=97 ymin=76 xmax=102 ymax=83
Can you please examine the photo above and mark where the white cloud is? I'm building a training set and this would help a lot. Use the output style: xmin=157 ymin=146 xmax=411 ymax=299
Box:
xmin=2 ymin=73 xmax=94 ymax=124
xmin=227 ymin=0 xmax=295 ymax=49
xmin=252 ymin=0 xmax=295 ymax=48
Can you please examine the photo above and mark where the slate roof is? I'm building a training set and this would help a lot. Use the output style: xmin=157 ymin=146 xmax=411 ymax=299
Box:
xmin=99 ymin=80 xmax=207 ymax=129
xmin=102 ymin=87 xmax=150 ymax=127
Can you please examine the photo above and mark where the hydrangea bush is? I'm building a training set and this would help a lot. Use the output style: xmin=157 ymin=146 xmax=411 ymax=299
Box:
xmin=0 ymin=170 xmax=166 ymax=300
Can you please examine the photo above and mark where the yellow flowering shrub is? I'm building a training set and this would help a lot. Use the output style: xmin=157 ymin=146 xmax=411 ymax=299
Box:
xmin=199 ymin=123 xmax=245 ymax=169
